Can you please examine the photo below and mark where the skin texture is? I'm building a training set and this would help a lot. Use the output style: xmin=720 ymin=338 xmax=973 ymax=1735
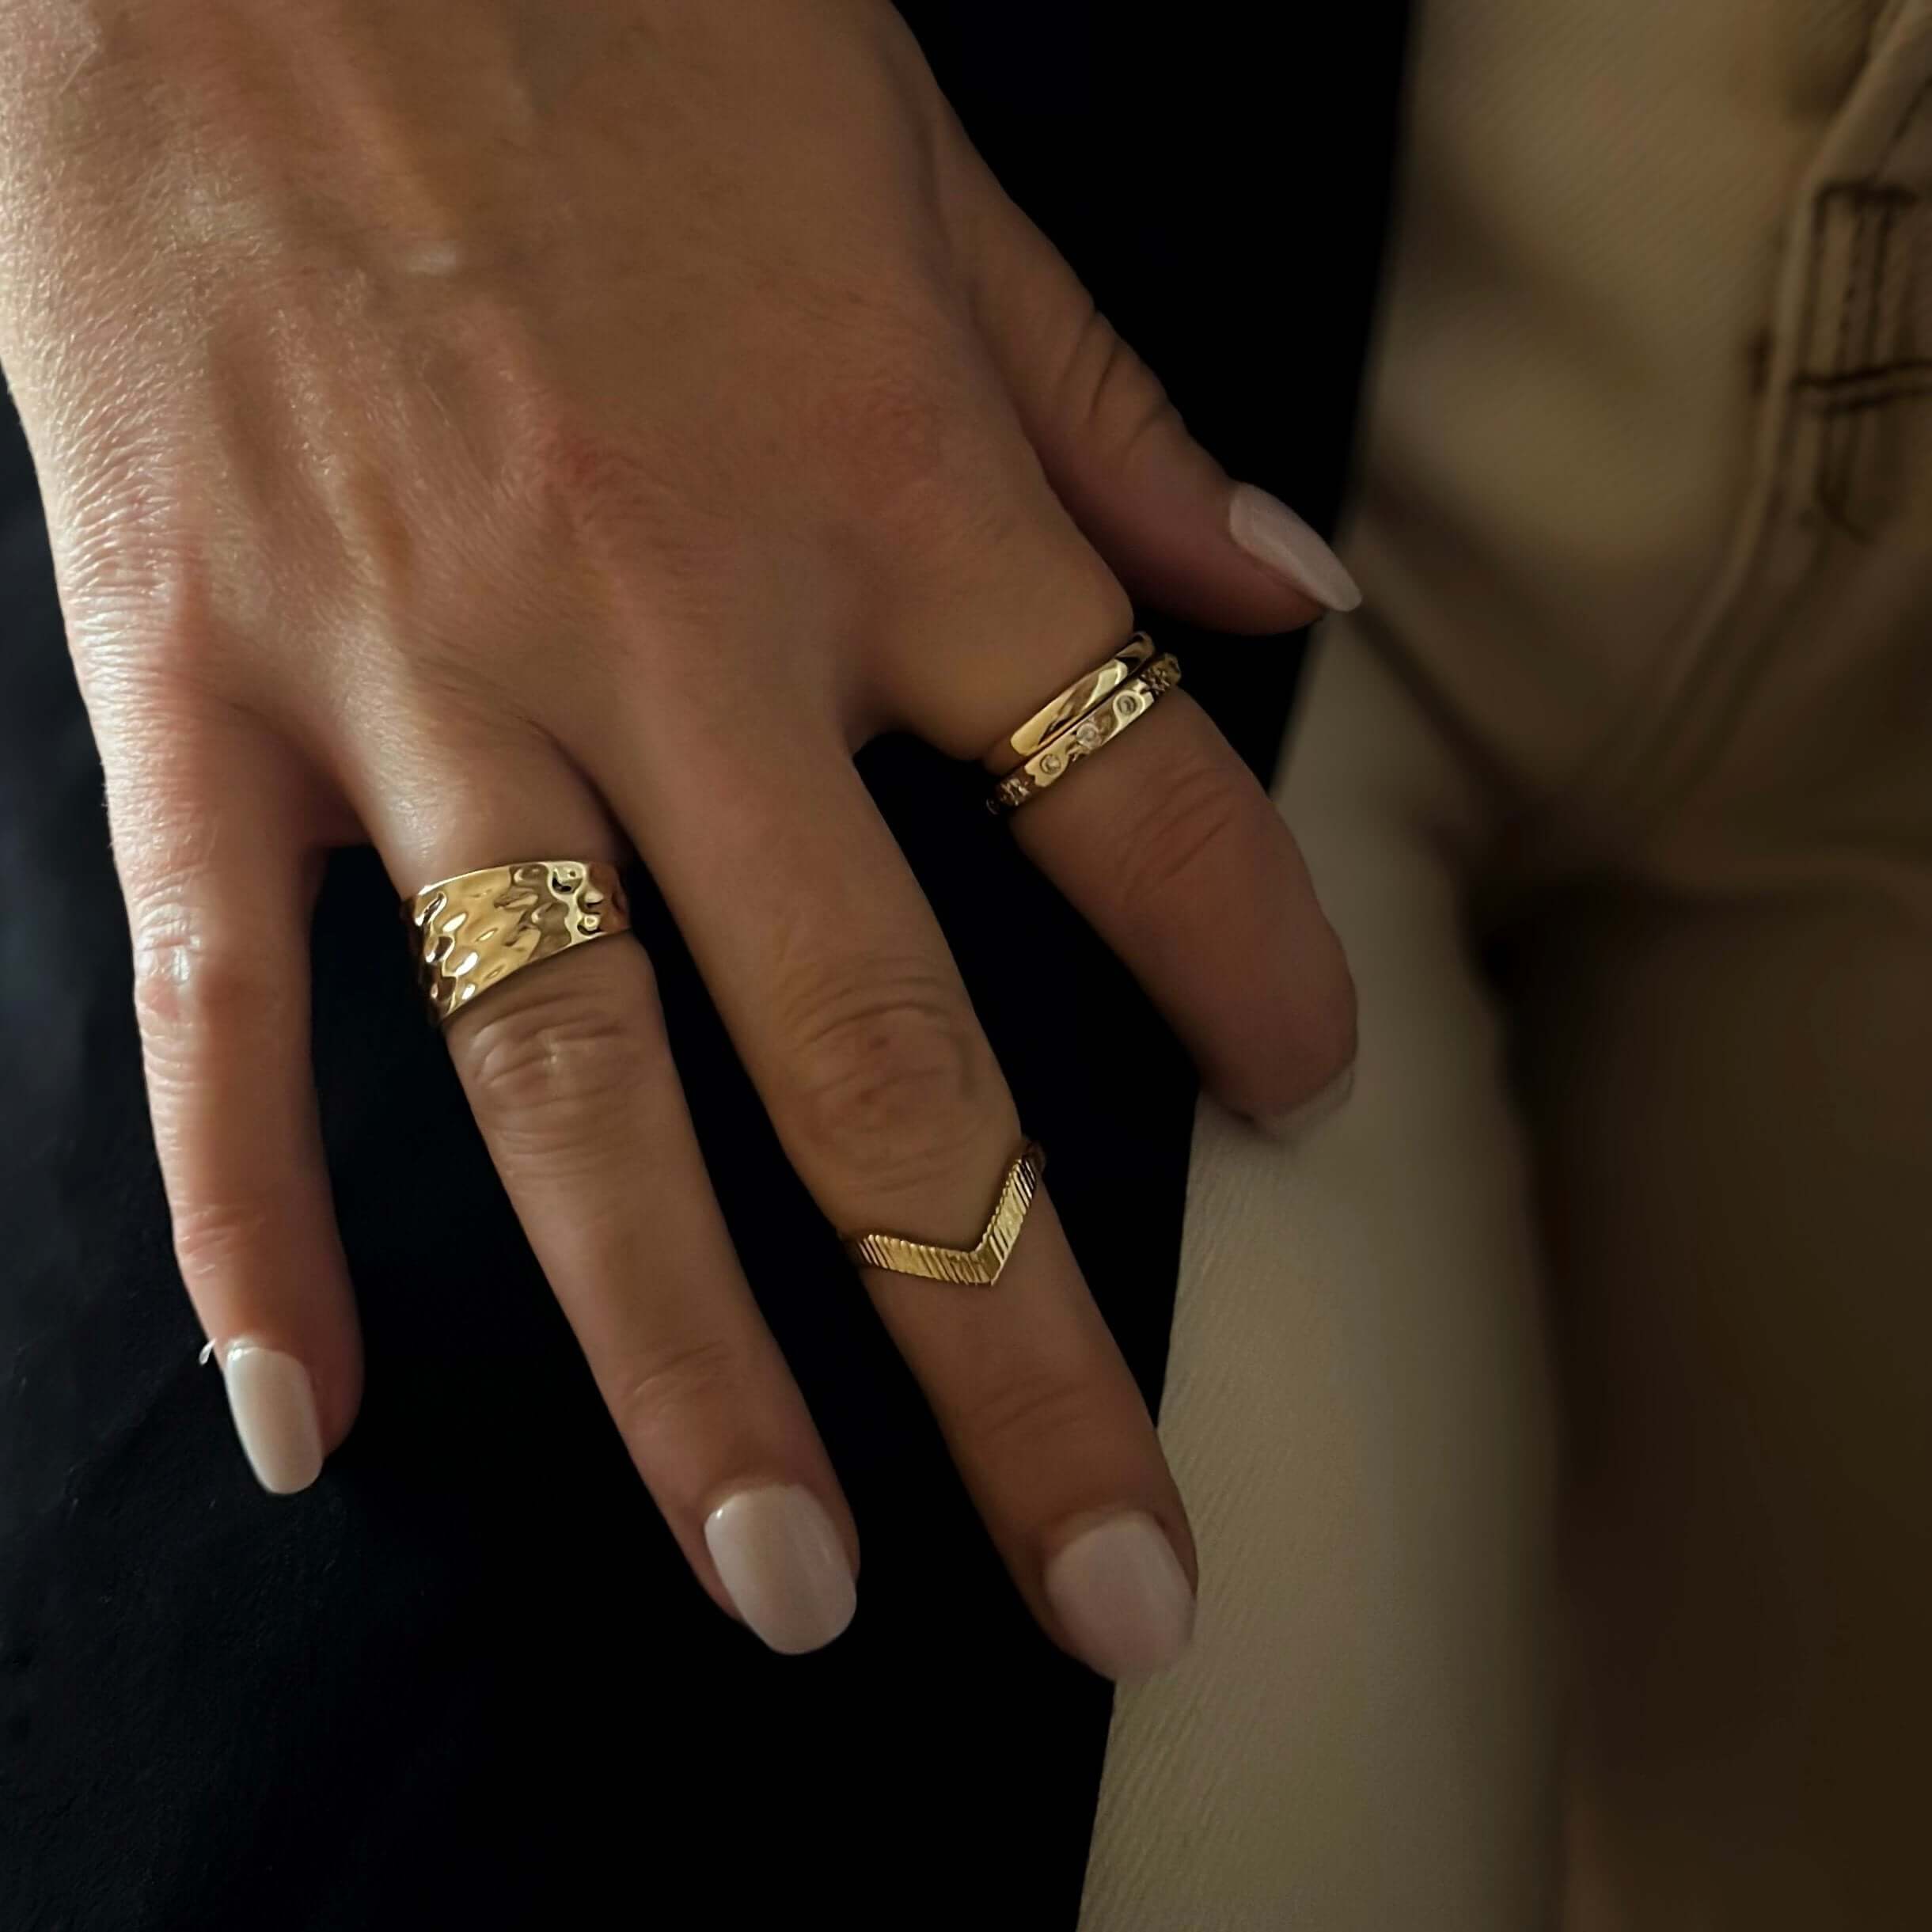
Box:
xmin=0 ymin=0 xmax=1355 ymax=1666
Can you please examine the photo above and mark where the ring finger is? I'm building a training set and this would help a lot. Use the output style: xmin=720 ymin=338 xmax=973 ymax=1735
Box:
xmin=345 ymin=731 xmax=860 ymax=1656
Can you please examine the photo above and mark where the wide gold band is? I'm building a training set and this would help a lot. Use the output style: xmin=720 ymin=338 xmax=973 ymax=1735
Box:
xmin=996 ymin=632 xmax=1156 ymax=769
xmin=989 ymin=652 xmax=1182 ymax=814
xmin=841 ymin=1139 xmax=1046 ymax=1285
xmin=406 ymin=860 xmax=631 ymax=1023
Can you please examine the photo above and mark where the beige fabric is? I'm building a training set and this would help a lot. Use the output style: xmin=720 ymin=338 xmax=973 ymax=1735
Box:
xmin=1347 ymin=0 xmax=1888 ymax=799
xmin=1081 ymin=1 xmax=1932 ymax=1925
xmin=1078 ymin=639 xmax=1560 ymax=1931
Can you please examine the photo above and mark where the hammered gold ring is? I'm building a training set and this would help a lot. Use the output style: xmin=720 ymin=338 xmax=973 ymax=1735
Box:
xmin=405 ymin=860 xmax=632 ymax=1024
xmin=841 ymin=1138 xmax=1046 ymax=1285
xmin=989 ymin=650 xmax=1182 ymax=815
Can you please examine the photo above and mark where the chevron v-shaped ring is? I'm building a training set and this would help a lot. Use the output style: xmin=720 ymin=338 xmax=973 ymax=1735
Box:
xmin=840 ymin=1140 xmax=1047 ymax=1285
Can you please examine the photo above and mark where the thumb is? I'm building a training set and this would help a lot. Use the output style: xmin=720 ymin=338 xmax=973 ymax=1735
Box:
xmin=961 ymin=172 xmax=1361 ymax=632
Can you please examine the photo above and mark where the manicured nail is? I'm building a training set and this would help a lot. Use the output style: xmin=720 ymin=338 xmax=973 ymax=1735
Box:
xmin=1258 ymin=1061 xmax=1357 ymax=1143
xmin=219 ymin=1342 xmax=324 ymax=1495
xmin=1228 ymin=483 xmax=1363 ymax=612
xmin=1046 ymin=1511 xmax=1196 ymax=1682
xmin=705 ymin=1485 xmax=856 ymax=1656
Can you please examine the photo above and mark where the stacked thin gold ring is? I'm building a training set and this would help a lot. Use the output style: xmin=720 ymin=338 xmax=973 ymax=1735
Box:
xmin=986 ymin=630 xmax=1182 ymax=814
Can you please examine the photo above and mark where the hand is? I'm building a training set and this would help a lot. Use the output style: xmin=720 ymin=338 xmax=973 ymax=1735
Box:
xmin=0 ymin=0 xmax=1356 ymax=1674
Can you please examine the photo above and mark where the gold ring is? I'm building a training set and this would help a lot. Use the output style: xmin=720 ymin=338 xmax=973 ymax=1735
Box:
xmin=841 ymin=1138 xmax=1046 ymax=1285
xmin=989 ymin=652 xmax=1182 ymax=814
xmin=405 ymin=860 xmax=632 ymax=1023
xmin=994 ymin=632 xmax=1156 ymax=772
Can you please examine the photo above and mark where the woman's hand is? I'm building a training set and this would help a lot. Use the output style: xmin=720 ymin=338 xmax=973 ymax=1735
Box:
xmin=0 ymin=0 xmax=1356 ymax=1674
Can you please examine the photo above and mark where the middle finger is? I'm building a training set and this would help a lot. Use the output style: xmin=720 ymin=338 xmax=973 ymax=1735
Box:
xmin=593 ymin=694 xmax=1199 ymax=1683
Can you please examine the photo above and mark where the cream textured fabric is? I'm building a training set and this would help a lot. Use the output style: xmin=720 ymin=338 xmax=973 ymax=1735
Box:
xmin=1078 ymin=639 xmax=1560 ymax=1931
xmin=1080 ymin=0 xmax=1931 ymax=1924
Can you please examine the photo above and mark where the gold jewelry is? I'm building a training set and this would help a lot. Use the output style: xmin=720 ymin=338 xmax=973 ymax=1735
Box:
xmin=406 ymin=860 xmax=631 ymax=1023
xmin=996 ymin=632 xmax=1156 ymax=770
xmin=989 ymin=652 xmax=1182 ymax=814
xmin=841 ymin=1138 xmax=1046 ymax=1285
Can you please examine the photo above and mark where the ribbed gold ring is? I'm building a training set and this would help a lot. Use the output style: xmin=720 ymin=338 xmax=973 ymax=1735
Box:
xmin=405 ymin=860 xmax=631 ymax=1023
xmin=989 ymin=652 xmax=1182 ymax=814
xmin=993 ymin=632 xmax=1156 ymax=772
xmin=841 ymin=1139 xmax=1046 ymax=1285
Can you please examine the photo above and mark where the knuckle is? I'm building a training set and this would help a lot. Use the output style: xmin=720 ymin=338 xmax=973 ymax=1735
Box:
xmin=1026 ymin=534 xmax=1136 ymax=662
xmin=171 ymin=1196 xmax=277 ymax=1289
xmin=523 ymin=412 xmax=674 ymax=538
xmin=959 ymin=1365 xmax=1109 ymax=1467
xmin=65 ymin=529 xmax=242 ymax=708
xmin=507 ymin=408 xmax=750 ymax=640
xmin=456 ymin=964 xmax=664 ymax=1148
xmin=129 ymin=903 xmax=285 ymax=1048
xmin=829 ymin=360 xmax=956 ymax=497
xmin=60 ymin=508 xmax=195 ymax=634
xmin=776 ymin=964 xmax=996 ymax=1194
xmin=814 ymin=351 xmax=1008 ymax=546
xmin=1114 ymin=754 xmax=1259 ymax=910
xmin=609 ymin=1330 xmax=748 ymax=1444
xmin=1110 ymin=756 xmax=1358 ymax=1112
xmin=1061 ymin=302 xmax=1177 ymax=465
xmin=507 ymin=390 xmax=712 ymax=581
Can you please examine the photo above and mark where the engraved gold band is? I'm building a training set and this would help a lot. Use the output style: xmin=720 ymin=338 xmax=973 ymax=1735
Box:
xmin=406 ymin=860 xmax=631 ymax=1023
xmin=841 ymin=1138 xmax=1046 ymax=1285
xmin=996 ymin=632 xmax=1156 ymax=769
xmin=989 ymin=652 xmax=1182 ymax=814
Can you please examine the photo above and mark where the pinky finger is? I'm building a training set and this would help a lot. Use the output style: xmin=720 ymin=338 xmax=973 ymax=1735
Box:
xmin=114 ymin=723 xmax=361 ymax=1494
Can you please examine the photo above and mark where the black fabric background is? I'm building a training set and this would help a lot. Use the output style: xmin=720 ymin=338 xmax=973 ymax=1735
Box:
xmin=0 ymin=7 xmax=1408 ymax=1927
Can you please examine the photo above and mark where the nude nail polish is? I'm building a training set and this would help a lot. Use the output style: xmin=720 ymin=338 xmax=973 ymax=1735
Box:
xmin=220 ymin=1342 xmax=324 ymax=1495
xmin=1229 ymin=483 xmax=1363 ymax=612
xmin=705 ymin=1486 xmax=856 ymax=1656
xmin=1046 ymin=1512 xmax=1196 ymax=1682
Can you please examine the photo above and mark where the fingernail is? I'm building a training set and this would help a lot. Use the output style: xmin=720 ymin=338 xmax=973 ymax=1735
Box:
xmin=1228 ymin=483 xmax=1363 ymax=612
xmin=1257 ymin=1060 xmax=1357 ymax=1143
xmin=705 ymin=1485 xmax=856 ymax=1656
xmin=1046 ymin=1511 xmax=1196 ymax=1682
xmin=218 ymin=1342 xmax=324 ymax=1495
